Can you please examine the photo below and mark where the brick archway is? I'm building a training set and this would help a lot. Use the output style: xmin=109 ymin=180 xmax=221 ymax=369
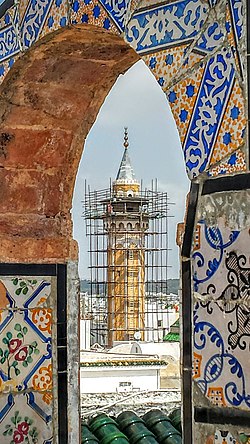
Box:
xmin=0 ymin=24 xmax=138 ymax=262
xmin=0 ymin=25 xmax=139 ymax=444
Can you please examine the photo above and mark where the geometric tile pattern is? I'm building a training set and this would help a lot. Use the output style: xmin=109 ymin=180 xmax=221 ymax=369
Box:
xmin=0 ymin=0 xmax=247 ymax=178
xmin=210 ymin=79 xmax=246 ymax=166
xmin=143 ymin=45 xmax=203 ymax=91
xmin=0 ymin=276 xmax=54 ymax=442
xmin=70 ymin=0 xmax=118 ymax=33
xmin=208 ymin=149 xmax=246 ymax=177
xmin=166 ymin=62 xmax=205 ymax=148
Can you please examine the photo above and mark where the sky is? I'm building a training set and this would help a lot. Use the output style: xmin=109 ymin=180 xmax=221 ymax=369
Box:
xmin=72 ymin=60 xmax=190 ymax=280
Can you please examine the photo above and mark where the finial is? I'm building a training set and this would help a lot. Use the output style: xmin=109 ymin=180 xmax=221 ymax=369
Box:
xmin=124 ymin=127 xmax=129 ymax=149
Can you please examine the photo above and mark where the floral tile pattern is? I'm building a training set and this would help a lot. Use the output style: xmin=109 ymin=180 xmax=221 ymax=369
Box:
xmin=0 ymin=276 xmax=54 ymax=441
xmin=0 ymin=309 xmax=52 ymax=392
xmin=192 ymin=221 xmax=249 ymax=300
xmin=0 ymin=277 xmax=52 ymax=310
xmin=0 ymin=392 xmax=53 ymax=443
xmin=125 ymin=0 xmax=209 ymax=55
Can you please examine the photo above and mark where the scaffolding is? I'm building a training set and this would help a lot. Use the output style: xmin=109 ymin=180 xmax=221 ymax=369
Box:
xmin=83 ymin=179 xmax=174 ymax=348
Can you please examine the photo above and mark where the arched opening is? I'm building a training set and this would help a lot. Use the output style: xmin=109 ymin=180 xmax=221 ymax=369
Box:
xmin=0 ymin=24 xmax=140 ymax=444
xmin=73 ymin=56 xmax=189 ymax=425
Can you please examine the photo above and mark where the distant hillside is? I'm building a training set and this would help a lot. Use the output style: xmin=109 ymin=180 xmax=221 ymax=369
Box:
xmin=80 ymin=278 xmax=180 ymax=295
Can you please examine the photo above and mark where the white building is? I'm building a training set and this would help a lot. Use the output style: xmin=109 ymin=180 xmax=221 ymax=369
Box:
xmin=80 ymin=351 xmax=166 ymax=394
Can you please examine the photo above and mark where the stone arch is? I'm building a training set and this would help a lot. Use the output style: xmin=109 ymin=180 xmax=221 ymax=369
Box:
xmin=0 ymin=24 xmax=140 ymax=444
xmin=0 ymin=25 xmax=139 ymax=261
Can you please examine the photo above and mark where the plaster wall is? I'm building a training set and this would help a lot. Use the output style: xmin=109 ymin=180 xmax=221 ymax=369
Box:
xmin=80 ymin=367 xmax=161 ymax=393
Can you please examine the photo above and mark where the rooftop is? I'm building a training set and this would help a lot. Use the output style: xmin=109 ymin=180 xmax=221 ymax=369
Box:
xmin=82 ymin=409 xmax=182 ymax=443
xmin=80 ymin=351 xmax=166 ymax=368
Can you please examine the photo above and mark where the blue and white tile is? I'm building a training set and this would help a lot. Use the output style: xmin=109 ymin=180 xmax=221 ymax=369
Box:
xmin=125 ymin=0 xmax=209 ymax=55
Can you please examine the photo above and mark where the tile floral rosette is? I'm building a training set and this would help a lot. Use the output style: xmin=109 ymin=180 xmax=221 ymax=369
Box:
xmin=0 ymin=310 xmax=52 ymax=392
xmin=0 ymin=391 xmax=53 ymax=443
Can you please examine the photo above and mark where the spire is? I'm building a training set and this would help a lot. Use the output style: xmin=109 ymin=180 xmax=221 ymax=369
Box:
xmin=115 ymin=128 xmax=137 ymax=182
xmin=124 ymin=127 xmax=129 ymax=149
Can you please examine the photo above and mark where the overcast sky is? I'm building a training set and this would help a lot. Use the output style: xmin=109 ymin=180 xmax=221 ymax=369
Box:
xmin=72 ymin=60 xmax=190 ymax=280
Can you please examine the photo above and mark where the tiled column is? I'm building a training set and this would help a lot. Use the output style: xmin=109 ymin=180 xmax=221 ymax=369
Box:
xmin=188 ymin=175 xmax=250 ymax=443
xmin=0 ymin=262 xmax=80 ymax=444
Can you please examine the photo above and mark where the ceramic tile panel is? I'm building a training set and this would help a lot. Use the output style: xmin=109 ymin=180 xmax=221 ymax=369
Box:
xmin=40 ymin=0 xmax=68 ymax=38
xmin=226 ymin=5 xmax=243 ymax=77
xmin=184 ymin=47 xmax=235 ymax=178
xmin=18 ymin=0 xmax=30 ymax=22
xmin=209 ymin=78 xmax=246 ymax=165
xmin=229 ymin=0 xmax=245 ymax=78
xmin=193 ymin=299 xmax=250 ymax=410
xmin=143 ymin=45 xmax=203 ymax=90
xmin=206 ymin=431 xmax=250 ymax=443
xmin=0 ymin=309 xmax=52 ymax=392
xmin=70 ymin=0 xmax=119 ymax=33
xmin=167 ymin=62 xmax=205 ymax=146
xmin=135 ymin=0 xmax=168 ymax=7
xmin=98 ymin=0 xmax=130 ymax=31
xmin=192 ymin=214 xmax=250 ymax=412
xmin=20 ymin=0 xmax=65 ymax=50
xmin=193 ymin=9 xmax=225 ymax=54
xmin=125 ymin=0 xmax=209 ymax=55
xmin=229 ymin=0 xmax=243 ymax=45
xmin=0 ymin=57 xmax=17 ymax=82
xmin=0 ymin=20 xmax=21 ymax=63
xmin=208 ymin=149 xmax=246 ymax=176
xmin=0 ymin=391 xmax=53 ymax=443
xmin=0 ymin=277 xmax=52 ymax=309
xmin=205 ymin=431 xmax=239 ymax=443
xmin=192 ymin=221 xmax=250 ymax=302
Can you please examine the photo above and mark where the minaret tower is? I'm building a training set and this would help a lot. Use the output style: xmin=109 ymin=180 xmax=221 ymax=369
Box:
xmin=104 ymin=128 xmax=149 ymax=346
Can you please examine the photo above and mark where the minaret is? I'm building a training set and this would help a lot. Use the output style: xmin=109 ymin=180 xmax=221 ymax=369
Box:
xmin=104 ymin=128 xmax=149 ymax=346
